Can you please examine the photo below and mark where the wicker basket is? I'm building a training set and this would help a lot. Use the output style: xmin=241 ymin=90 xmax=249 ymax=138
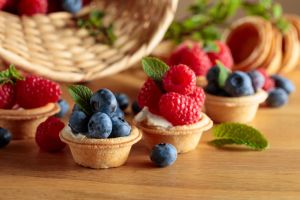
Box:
xmin=0 ymin=0 xmax=178 ymax=82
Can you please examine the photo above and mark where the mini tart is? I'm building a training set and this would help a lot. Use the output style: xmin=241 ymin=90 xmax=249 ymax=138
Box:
xmin=0 ymin=103 xmax=60 ymax=139
xmin=60 ymin=126 xmax=142 ymax=169
xmin=205 ymin=90 xmax=267 ymax=123
xmin=135 ymin=113 xmax=213 ymax=153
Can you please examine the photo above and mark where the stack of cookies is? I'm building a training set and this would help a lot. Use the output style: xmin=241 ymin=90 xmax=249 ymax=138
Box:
xmin=224 ymin=15 xmax=300 ymax=75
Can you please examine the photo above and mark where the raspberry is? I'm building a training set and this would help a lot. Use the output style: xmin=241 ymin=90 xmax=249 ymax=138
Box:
xmin=0 ymin=0 xmax=7 ymax=9
xmin=18 ymin=0 xmax=48 ymax=16
xmin=36 ymin=117 xmax=65 ymax=152
xmin=188 ymin=87 xmax=205 ymax=107
xmin=159 ymin=92 xmax=201 ymax=126
xmin=0 ymin=83 xmax=16 ymax=109
xmin=163 ymin=64 xmax=196 ymax=95
xmin=168 ymin=43 xmax=212 ymax=76
xmin=138 ymin=78 xmax=162 ymax=114
xmin=257 ymin=68 xmax=274 ymax=91
xmin=207 ymin=41 xmax=234 ymax=69
xmin=16 ymin=75 xmax=62 ymax=109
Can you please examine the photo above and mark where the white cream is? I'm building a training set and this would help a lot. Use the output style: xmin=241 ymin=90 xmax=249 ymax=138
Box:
xmin=64 ymin=126 xmax=87 ymax=140
xmin=134 ymin=107 xmax=173 ymax=128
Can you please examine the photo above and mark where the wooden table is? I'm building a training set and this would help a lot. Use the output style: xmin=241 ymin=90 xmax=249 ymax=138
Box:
xmin=1 ymin=68 xmax=300 ymax=200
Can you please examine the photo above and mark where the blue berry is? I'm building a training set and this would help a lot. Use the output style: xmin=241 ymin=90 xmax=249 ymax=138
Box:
xmin=205 ymin=82 xmax=229 ymax=96
xmin=150 ymin=143 xmax=177 ymax=167
xmin=206 ymin=66 xmax=219 ymax=83
xmin=115 ymin=93 xmax=129 ymax=111
xmin=247 ymin=70 xmax=265 ymax=92
xmin=87 ymin=112 xmax=112 ymax=139
xmin=72 ymin=104 xmax=81 ymax=112
xmin=131 ymin=101 xmax=141 ymax=114
xmin=110 ymin=107 xmax=125 ymax=119
xmin=271 ymin=75 xmax=295 ymax=95
xmin=62 ymin=0 xmax=82 ymax=14
xmin=90 ymin=89 xmax=118 ymax=115
xmin=0 ymin=128 xmax=12 ymax=148
xmin=69 ymin=111 xmax=89 ymax=134
xmin=55 ymin=99 xmax=69 ymax=118
xmin=224 ymin=71 xmax=255 ymax=97
xmin=266 ymin=88 xmax=288 ymax=107
xmin=110 ymin=117 xmax=131 ymax=138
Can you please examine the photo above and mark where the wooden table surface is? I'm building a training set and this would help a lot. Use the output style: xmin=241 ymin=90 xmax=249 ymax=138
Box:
xmin=0 ymin=68 xmax=300 ymax=200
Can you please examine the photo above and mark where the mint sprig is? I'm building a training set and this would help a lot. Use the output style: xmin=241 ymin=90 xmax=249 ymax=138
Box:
xmin=209 ymin=123 xmax=269 ymax=150
xmin=0 ymin=64 xmax=24 ymax=84
xmin=68 ymin=85 xmax=93 ymax=115
xmin=141 ymin=57 xmax=169 ymax=82
xmin=216 ymin=61 xmax=230 ymax=88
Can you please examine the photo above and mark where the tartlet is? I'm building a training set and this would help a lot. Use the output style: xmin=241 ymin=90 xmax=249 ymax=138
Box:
xmin=205 ymin=90 xmax=268 ymax=123
xmin=60 ymin=126 xmax=142 ymax=169
xmin=135 ymin=113 xmax=213 ymax=153
xmin=0 ymin=103 xmax=60 ymax=139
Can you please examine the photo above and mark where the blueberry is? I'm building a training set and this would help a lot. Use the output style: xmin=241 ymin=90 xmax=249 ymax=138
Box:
xmin=55 ymin=99 xmax=69 ymax=118
xmin=150 ymin=143 xmax=177 ymax=167
xmin=90 ymin=89 xmax=118 ymax=115
xmin=271 ymin=75 xmax=295 ymax=95
xmin=205 ymin=82 xmax=229 ymax=96
xmin=87 ymin=112 xmax=112 ymax=139
xmin=131 ymin=101 xmax=141 ymax=114
xmin=266 ymin=88 xmax=288 ymax=107
xmin=110 ymin=117 xmax=131 ymax=138
xmin=62 ymin=0 xmax=82 ymax=14
xmin=0 ymin=128 xmax=12 ymax=148
xmin=224 ymin=71 xmax=255 ymax=97
xmin=206 ymin=66 xmax=220 ymax=83
xmin=69 ymin=111 xmax=89 ymax=134
xmin=110 ymin=107 xmax=125 ymax=119
xmin=72 ymin=104 xmax=81 ymax=112
xmin=115 ymin=93 xmax=129 ymax=110
xmin=247 ymin=70 xmax=265 ymax=92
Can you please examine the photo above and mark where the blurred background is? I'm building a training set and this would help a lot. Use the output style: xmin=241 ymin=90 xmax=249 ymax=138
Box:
xmin=177 ymin=0 xmax=300 ymax=19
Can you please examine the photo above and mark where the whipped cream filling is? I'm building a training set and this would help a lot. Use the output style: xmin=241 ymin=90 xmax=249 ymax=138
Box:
xmin=134 ymin=107 xmax=207 ymax=130
xmin=64 ymin=126 xmax=88 ymax=141
xmin=134 ymin=107 xmax=173 ymax=128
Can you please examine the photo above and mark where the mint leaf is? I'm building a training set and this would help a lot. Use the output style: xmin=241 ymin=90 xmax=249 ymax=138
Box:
xmin=209 ymin=123 xmax=268 ymax=150
xmin=272 ymin=3 xmax=282 ymax=19
xmin=141 ymin=57 xmax=169 ymax=82
xmin=0 ymin=64 xmax=24 ymax=84
xmin=216 ymin=61 xmax=230 ymax=88
xmin=68 ymin=85 xmax=93 ymax=115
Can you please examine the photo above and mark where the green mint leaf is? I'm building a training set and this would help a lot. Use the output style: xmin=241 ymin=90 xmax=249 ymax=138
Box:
xmin=141 ymin=57 xmax=169 ymax=82
xmin=209 ymin=123 xmax=269 ymax=150
xmin=203 ymin=40 xmax=219 ymax=53
xmin=68 ymin=85 xmax=93 ymax=115
xmin=0 ymin=64 xmax=24 ymax=84
xmin=216 ymin=60 xmax=230 ymax=88
xmin=276 ymin=18 xmax=290 ymax=33
xmin=272 ymin=3 xmax=282 ymax=19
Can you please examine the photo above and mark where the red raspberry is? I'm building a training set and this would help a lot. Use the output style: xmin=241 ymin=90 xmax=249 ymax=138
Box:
xmin=18 ymin=0 xmax=48 ymax=16
xmin=159 ymin=92 xmax=201 ymax=126
xmin=0 ymin=83 xmax=16 ymax=109
xmin=188 ymin=87 xmax=205 ymax=107
xmin=168 ymin=42 xmax=213 ymax=76
xmin=83 ymin=0 xmax=91 ymax=5
xmin=207 ymin=41 xmax=234 ymax=69
xmin=0 ymin=0 xmax=7 ymax=9
xmin=138 ymin=78 xmax=162 ymax=114
xmin=16 ymin=75 xmax=61 ymax=109
xmin=36 ymin=117 xmax=65 ymax=152
xmin=257 ymin=68 xmax=274 ymax=91
xmin=163 ymin=64 xmax=196 ymax=95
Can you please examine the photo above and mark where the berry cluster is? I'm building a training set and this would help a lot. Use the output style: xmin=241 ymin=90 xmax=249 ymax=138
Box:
xmin=0 ymin=66 xmax=61 ymax=109
xmin=205 ymin=64 xmax=295 ymax=107
xmin=168 ymin=41 xmax=233 ymax=76
xmin=68 ymin=86 xmax=131 ymax=139
xmin=138 ymin=57 xmax=205 ymax=126
xmin=0 ymin=0 xmax=90 ymax=16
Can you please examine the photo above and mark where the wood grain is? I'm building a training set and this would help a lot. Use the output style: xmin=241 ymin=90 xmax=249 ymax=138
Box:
xmin=0 ymin=68 xmax=300 ymax=200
